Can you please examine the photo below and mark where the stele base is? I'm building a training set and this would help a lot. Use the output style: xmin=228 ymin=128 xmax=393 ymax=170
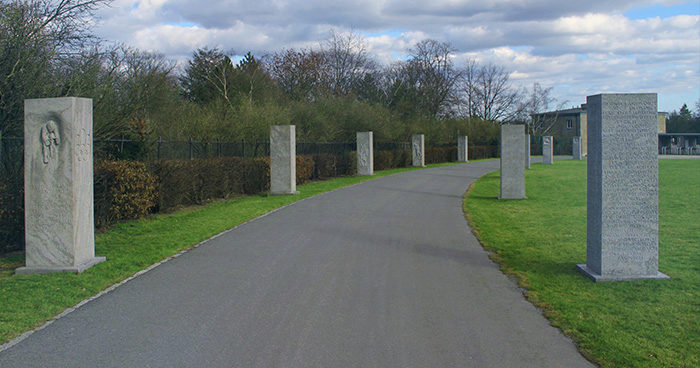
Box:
xmin=16 ymin=257 xmax=106 ymax=275
xmin=576 ymin=264 xmax=669 ymax=282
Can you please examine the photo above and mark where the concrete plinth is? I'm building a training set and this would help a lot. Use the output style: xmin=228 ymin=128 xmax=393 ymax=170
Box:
xmin=458 ymin=136 xmax=468 ymax=162
xmin=499 ymin=125 xmax=526 ymax=199
xmin=581 ymin=93 xmax=667 ymax=282
xmin=412 ymin=134 xmax=425 ymax=167
xmin=573 ymin=136 xmax=582 ymax=160
xmin=543 ymin=136 xmax=553 ymax=164
xmin=357 ymin=131 xmax=374 ymax=176
xmin=270 ymin=125 xmax=297 ymax=195
xmin=20 ymin=97 xmax=104 ymax=274
xmin=525 ymin=134 xmax=531 ymax=169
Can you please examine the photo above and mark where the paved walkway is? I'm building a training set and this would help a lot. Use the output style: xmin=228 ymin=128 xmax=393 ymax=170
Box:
xmin=0 ymin=162 xmax=593 ymax=367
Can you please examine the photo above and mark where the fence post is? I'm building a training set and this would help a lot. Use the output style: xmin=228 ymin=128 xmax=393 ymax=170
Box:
xmin=189 ymin=137 xmax=193 ymax=159
xmin=157 ymin=136 xmax=162 ymax=160
xmin=120 ymin=134 xmax=125 ymax=154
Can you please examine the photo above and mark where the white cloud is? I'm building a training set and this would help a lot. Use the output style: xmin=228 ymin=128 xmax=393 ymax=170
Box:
xmin=91 ymin=0 xmax=700 ymax=111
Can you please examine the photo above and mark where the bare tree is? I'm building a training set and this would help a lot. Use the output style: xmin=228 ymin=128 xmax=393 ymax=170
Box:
xmin=521 ymin=82 xmax=568 ymax=135
xmin=321 ymin=30 xmax=375 ymax=96
xmin=461 ymin=61 xmax=522 ymax=123
xmin=0 ymin=0 xmax=111 ymax=135
xmin=268 ymin=48 xmax=330 ymax=101
xmin=385 ymin=39 xmax=461 ymax=117
xmin=179 ymin=47 xmax=237 ymax=105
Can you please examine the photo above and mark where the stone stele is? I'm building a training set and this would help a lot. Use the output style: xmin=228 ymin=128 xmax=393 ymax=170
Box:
xmin=578 ymin=93 xmax=669 ymax=282
xmin=525 ymin=134 xmax=531 ymax=169
xmin=412 ymin=134 xmax=425 ymax=167
xmin=17 ymin=97 xmax=105 ymax=274
xmin=543 ymin=136 xmax=554 ymax=165
xmin=499 ymin=124 xmax=526 ymax=199
xmin=270 ymin=125 xmax=297 ymax=195
xmin=458 ymin=136 xmax=468 ymax=162
xmin=356 ymin=131 xmax=374 ymax=176
xmin=572 ymin=136 xmax=582 ymax=160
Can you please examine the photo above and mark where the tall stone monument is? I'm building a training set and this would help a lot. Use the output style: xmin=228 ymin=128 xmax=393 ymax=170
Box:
xmin=458 ymin=136 xmax=468 ymax=162
xmin=499 ymin=125 xmax=526 ymax=199
xmin=525 ymin=134 xmax=531 ymax=169
xmin=17 ymin=97 xmax=104 ymax=274
xmin=357 ymin=131 xmax=373 ymax=176
xmin=577 ymin=93 xmax=668 ymax=281
xmin=270 ymin=125 xmax=297 ymax=195
xmin=572 ymin=136 xmax=582 ymax=160
xmin=543 ymin=136 xmax=554 ymax=164
xmin=412 ymin=134 xmax=425 ymax=167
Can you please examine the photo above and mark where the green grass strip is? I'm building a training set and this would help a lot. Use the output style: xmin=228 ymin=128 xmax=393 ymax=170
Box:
xmin=0 ymin=161 xmax=470 ymax=345
xmin=464 ymin=159 xmax=700 ymax=368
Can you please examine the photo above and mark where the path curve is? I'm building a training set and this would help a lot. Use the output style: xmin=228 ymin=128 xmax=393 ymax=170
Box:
xmin=0 ymin=161 xmax=593 ymax=367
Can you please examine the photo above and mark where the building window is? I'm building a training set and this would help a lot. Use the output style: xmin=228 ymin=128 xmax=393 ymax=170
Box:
xmin=566 ymin=119 xmax=573 ymax=129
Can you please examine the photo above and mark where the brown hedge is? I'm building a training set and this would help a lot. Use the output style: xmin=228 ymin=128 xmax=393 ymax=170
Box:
xmin=150 ymin=157 xmax=269 ymax=212
xmin=94 ymin=160 xmax=157 ymax=227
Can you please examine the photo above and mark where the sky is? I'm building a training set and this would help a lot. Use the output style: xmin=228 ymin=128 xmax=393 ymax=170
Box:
xmin=93 ymin=0 xmax=700 ymax=113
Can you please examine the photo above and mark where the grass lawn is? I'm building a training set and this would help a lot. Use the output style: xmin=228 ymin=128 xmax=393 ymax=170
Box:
xmin=0 ymin=162 xmax=467 ymax=346
xmin=464 ymin=159 xmax=700 ymax=368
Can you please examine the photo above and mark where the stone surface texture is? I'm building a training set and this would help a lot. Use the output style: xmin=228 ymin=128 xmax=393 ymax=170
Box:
xmin=573 ymin=136 xmax=582 ymax=160
xmin=458 ymin=136 xmax=468 ymax=162
xmin=525 ymin=134 xmax=531 ymax=169
xmin=579 ymin=93 xmax=667 ymax=282
xmin=356 ymin=132 xmax=374 ymax=176
xmin=499 ymin=125 xmax=526 ymax=199
xmin=18 ymin=97 xmax=103 ymax=274
xmin=270 ymin=125 xmax=296 ymax=195
xmin=543 ymin=136 xmax=554 ymax=164
xmin=412 ymin=134 xmax=425 ymax=167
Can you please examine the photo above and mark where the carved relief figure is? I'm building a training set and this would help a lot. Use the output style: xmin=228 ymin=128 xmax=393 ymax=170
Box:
xmin=358 ymin=141 xmax=369 ymax=167
xmin=544 ymin=136 xmax=552 ymax=146
xmin=76 ymin=128 xmax=91 ymax=161
xmin=412 ymin=142 xmax=423 ymax=161
xmin=41 ymin=120 xmax=60 ymax=164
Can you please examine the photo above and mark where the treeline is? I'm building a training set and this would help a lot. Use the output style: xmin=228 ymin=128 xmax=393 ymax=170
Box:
xmin=1 ymin=0 xmax=571 ymax=152
xmin=667 ymin=103 xmax=700 ymax=133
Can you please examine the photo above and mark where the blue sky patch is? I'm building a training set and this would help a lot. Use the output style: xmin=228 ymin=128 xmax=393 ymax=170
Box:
xmin=624 ymin=1 xmax=700 ymax=20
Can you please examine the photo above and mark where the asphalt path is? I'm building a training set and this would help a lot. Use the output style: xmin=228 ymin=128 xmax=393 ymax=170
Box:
xmin=0 ymin=160 xmax=593 ymax=367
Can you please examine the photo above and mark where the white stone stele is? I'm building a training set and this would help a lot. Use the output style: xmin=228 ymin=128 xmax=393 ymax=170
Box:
xmin=356 ymin=131 xmax=374 ymax=176
xmin=270 ymin=125 xmax=298 ymax=195
xmin=499 ymin=124 xmax=526 ymax=199
xmin=412 ymin=134 xmax=425 ymax=167
xmin=543 ymin=136 xmax=554 ymax=165
xmin=578 ymin=93 xmax=669 ymax=282
xmin=572 ymin=136 xmax=582 ymax=160
xmin=17 ymin=97 xmax=104 ymax=274
xmin=457 ymin=136 xmax=468 ymax=162
xmin=525 ymin=134 xmax=531 ymax=169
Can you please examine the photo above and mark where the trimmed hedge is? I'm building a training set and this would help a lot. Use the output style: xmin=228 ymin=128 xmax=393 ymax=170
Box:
xmin=426 ymin=146 xmax=458 ymax=164
xmin=150 ymin=157 xmax=269 ymax=212
xmin=94 ymin=160 xmax=158 ymax=227
xmin=1 ymin=145 xmax=498 ymax=252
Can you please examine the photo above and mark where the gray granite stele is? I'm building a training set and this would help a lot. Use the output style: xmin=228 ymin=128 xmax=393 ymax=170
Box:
xmin=458 ymin=136 xmax=468 ymax=162
xmin=270 ymin=125 xmax=298 ymax=195
xmin=572 ymin=136 xmax=582 ymax=160
xmin=357 ymin=131 xmax=374 ymax=176
xmin=499 ymin=124 xmax=526 ymax=199
xmin=543 ymin=136 xmax=553 ymax=164
xmin=17 ymin=97 xmax=105 ymax=274
xmin=578 ymin=93 xmax=669 ymax=282
xmin=412 ymin=134 xmax=425 ymax=167
xmin=525 ymin=134 xmax=531 ymax=169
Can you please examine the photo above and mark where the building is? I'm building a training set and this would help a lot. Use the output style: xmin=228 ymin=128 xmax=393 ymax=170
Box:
xmin=531 ymin=104 xmax=668 ymax=156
